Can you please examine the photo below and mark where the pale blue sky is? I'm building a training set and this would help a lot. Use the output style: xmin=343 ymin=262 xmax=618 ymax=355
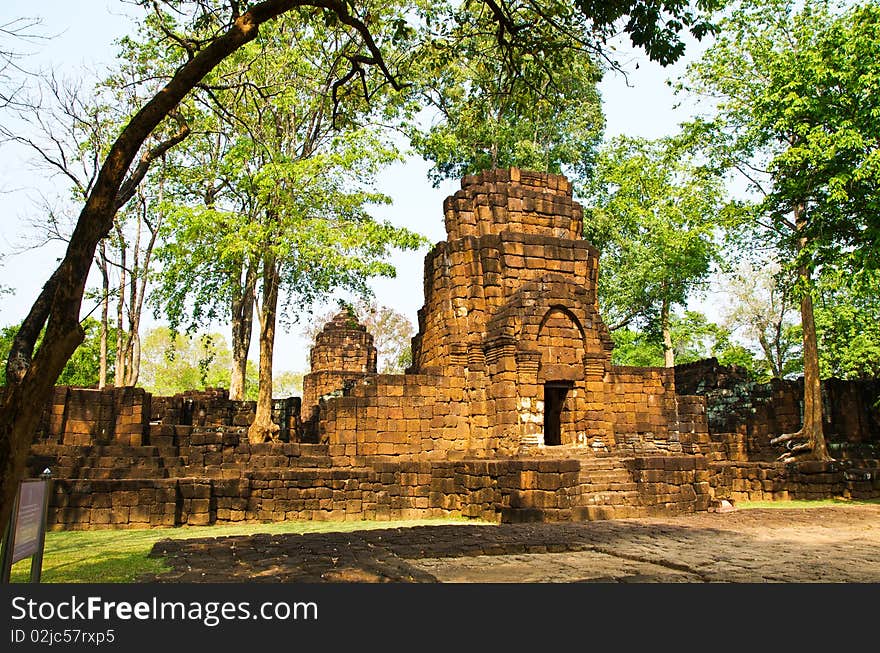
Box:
xmin=0 ymin=2 xmax=710 ymax=374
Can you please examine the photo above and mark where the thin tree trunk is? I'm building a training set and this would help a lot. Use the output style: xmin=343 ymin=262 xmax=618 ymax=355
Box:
xmin=98 ymin=242 xmax=110 ymax=389
xmin=661 ymin=295 xmax=674 ymax=368
xmin=114 ymin=226 xmax=127 ymax=387
xmin=123 ymin=204 xmax=142 ymax=386
xmin=129 ymin=333 xmax=141 ymax=387
xmin=124 ymin=183 xmax=162 ymax=388
xmin=230 ymin=259 xmax=258 ymax=401
xmin=757 ymin=331 xmax=782 ymax=379
xmin=248 ymin=254 xmax=280 ymax=443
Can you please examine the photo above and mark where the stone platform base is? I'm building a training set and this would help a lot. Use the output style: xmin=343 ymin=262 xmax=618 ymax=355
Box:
xmin=27 ymin=442 xmax=880 ymax=530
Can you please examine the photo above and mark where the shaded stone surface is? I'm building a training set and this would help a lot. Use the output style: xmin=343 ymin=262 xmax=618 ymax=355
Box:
xmin=146 ymin=504 xmax=880 ymax=583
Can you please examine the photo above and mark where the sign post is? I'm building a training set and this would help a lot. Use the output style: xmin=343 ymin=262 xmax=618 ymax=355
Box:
xmin=0 ymin=469 xmax=53 ymax=583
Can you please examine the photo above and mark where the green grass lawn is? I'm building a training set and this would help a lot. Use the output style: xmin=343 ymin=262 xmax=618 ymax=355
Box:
xmin=736 ymin=497 xmax=880 ymax=510
xmin=8 ymin=518 xmax=483 ymax=584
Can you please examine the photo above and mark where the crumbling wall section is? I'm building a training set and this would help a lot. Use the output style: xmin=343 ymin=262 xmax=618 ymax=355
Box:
xmin=674 ymin=359 xmax=880 ymax=461
xmin=33 ymin=386 xmax=150 ymax=446
xmin=317 ymin=373 xmax=484 ymax=456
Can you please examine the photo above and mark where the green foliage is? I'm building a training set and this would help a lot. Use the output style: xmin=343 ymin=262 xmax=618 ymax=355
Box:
xmin=273 ymin=370 xmax=305 ymax=398
xmin=814 ymin=268 xmax=880 ymax=380
xmin=584 ymin=136 xmax=723 ymax=335
xmin=0 ymin=318 xmax=116 ymax=387
xmin=138 ymin=327 xmax=243 ymax=397
xmin=570 ymin=1 xmax=723 ymax=66
xmin=410 ymin=15 xmax=604 ymax=184
xmin=609 ymin=328 xmax=664 ymax=367
xmin=681 ymin=0 xmax=880 ymax=275
xmin=149 ymin=12 xmax=426 ymax=337
xmin=405 ymin=0 xmax=723 ymax=184
xmin=610 ymin=311 xmax=763 ymax=379
xmin=138 ymin=326 xmax=307 ymax=399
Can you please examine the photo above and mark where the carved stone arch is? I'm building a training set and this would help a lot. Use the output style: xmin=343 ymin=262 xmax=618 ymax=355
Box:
xmin=484 ymin=274 xmax=612 ymax=361
xmin=539 ymin=304 xmax=586 ymax=341
xmin=536 ymin=305 xmax=587 ymax=382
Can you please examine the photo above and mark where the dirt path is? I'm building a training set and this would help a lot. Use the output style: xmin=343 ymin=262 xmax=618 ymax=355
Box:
xmin=147 ymin=504 xmax=880 ymax=583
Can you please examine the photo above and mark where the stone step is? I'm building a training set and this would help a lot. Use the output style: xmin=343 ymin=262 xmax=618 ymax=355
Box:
xmin=579 ymin=468 xmax=632 ymax=480
xmin=57 ymin=466 xmax=171 ymax=480
xmin=580 ymin=490 xmax=640 ymax=506
xmin=581 ymin=482 xmax=640 ymax=494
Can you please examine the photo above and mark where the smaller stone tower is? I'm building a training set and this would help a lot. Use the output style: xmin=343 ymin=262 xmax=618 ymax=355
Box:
xmin=302 ymin=310 xmax=377 ymax=418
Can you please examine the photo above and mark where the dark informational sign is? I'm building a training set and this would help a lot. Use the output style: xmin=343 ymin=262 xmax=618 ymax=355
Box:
xmin=11 ymin=480 xmax=48 ymax=565
xmin=1 ymin=473 xmax=52 ymax=583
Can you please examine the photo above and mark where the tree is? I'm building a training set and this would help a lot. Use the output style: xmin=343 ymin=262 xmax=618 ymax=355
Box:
xmin=148 ymin=108 xmax=257 ymax=400
xmin=410 ymin=7 xmax=604 ymax=185
xmin=610 ymin=310 xmax=760 ymax=377
xmin=146 ymin=12 xmax=426 ymax=442
xmin=360 ymin=303 xmax=415 ymax=373
xmin=720 ymin=259 xmax=802 ymax=380
xmin=584 ymin=135 xmax=723 ymax=366
xmin=272 ymin=370 xmax=304 ymax=397
xmin=0 ymin=0 xmax=721 ymax=567
xmin=305 ymin=300 xmax=415 ymax=373
xmin=680 ymin=0 xmax=880 ymax=460
xmin=0 ymin=16 xmax=43 ymax=110
xmin=814 ymin=268 xmax=880 ymax=380
xmin=0 ymin=67 xmax=187 ymax=389
xmin=148 ymin=7 xmax=422 ymax=415
xmin=138 ymin=326 xmax=251 ymax=396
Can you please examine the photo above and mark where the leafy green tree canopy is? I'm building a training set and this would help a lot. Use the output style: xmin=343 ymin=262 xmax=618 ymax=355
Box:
xmin=611 ymin=310 xmax=761 ymax=377
xmin=814 ymin=268 xmax=880 ymax=380
xmin=584 ymin=135 xmax=723 ymax=364
xmin=681 ymin=0 xmax=880 ymax=274
xmin=410 ymin=20 xmax=604 ymax=184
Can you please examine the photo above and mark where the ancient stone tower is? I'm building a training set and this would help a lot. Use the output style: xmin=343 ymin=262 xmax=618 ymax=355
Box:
xmin=302 ymin=310 xmax=377 ymax=419
xmin=308 ymin=168 xmax=698 ymax=457
xmin=409 ymin=168 xmax=616 ymax=448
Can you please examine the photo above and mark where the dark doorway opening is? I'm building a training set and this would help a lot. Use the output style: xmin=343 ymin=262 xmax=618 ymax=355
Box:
xmin=544 ymin=383 xmax=570 ymax=446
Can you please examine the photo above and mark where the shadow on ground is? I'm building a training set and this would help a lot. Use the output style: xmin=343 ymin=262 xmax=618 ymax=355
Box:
xmin=145 ymin=505 xmax=880 ymax=583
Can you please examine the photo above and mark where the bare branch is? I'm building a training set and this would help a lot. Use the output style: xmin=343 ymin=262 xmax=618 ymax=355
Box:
xmin=115 ymin=113 xmax=190 ymax=210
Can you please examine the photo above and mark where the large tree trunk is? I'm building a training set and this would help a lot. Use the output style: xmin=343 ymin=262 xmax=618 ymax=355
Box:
xmin=248 ymin=254 xmax=281 ymax=443
xmin=661 ymin=295 xmax=674 ymax=368
xmin=0 ymin=0 xmax=320 ymax=539
xmin=229 ymin=260 xmax=258 ymax=401
xmin=771 ymin=203 xmax=830 ymax=461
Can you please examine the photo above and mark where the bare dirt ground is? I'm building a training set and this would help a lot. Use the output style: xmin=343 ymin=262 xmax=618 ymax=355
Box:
xmin=147 ymin=504 xmax=880 ymax=583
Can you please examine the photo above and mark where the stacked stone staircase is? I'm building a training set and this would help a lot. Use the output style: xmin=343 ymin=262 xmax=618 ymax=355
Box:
xmin=575 ymin=455 xmax=641 ymax=519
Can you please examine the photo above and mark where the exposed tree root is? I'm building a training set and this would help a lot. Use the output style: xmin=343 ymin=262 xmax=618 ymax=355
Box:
xmin=771 ymin=429 xmax=833 ymax=463
xmin=248 ymin=419 xmax=280 ymax=444
xmin=770 ymin=430 xmax=802 ymax=446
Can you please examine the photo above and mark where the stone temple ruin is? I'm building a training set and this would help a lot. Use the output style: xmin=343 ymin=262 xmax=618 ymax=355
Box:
xmin=23 ymin=169 xmax=880 ymax=529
